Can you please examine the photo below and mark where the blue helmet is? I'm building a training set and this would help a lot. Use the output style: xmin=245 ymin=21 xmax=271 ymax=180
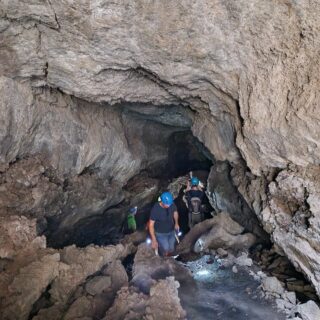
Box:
xmin=191 ymin=177 xmax=200 ymax=186
xmin=160 ymin=192 xmax=174 ymax=206
xmin=129 ymin=206 xmax=137 ymax=215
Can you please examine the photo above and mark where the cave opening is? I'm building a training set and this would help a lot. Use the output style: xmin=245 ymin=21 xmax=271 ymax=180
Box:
xmin=44 ymin=103 xmax=214 ymax=249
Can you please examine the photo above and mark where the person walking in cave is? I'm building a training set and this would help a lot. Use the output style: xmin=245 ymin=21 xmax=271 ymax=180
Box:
xmin=149 ymin=192 xmax=180 ymax=257
xmin=185 ymin=176 xmax=205 ymax=229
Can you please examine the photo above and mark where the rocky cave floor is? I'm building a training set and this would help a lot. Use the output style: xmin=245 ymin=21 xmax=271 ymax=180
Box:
xmin=1 ymin=173 xmax=320 ymax=320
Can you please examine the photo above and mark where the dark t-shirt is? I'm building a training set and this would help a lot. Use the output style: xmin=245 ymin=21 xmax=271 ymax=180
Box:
xmin=150 ymin=202 xmax=177 ymax=233
xmin=186 ymin=189 xmax=204 ymax=211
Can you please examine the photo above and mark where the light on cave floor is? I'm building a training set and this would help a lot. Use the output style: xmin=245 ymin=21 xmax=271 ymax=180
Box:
xmin=196 ymin=269 xmax=210 ymax=276
xmin=183 ymin=255 xmax=225 ymax=283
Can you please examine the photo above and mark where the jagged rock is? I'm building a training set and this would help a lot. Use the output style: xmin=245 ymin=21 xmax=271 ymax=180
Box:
xmin=63 ymin=296 xmax=93 ymax=320
xmin=262 ymin=277 xmax=285 ymax=295
xmin=235 ymin=252 xmax=253 ymax=267
xmin=283 ymin=291 xmax=297 ymax=305
xmin=102 ymin=260 xmax=129 ymax=292
xmin=1 ymin=0 xmax=320 ymax=305
xmin=206 ymin=162 xmax=269 ymax=242
xmin=132 ymin=244 xmax=194 ymax=294
xmin=217 ymin=248 xmax=228 ymax=257
xmin=85 ymin=276 xmax=112 ymax=296
xmin=2 ymin=0 xmax=320 ymax=174
xmin=146 ymin=277 xmax=186 ymax=320
xmin=258 ymin=166 xmax=320 ymax=297
xmin=103 ymin=286 xmax=149 ymax=320
xmin=167 ymin=176 xmax=189 ymax=199
xmin=0 ymin=215 xmax=134 ymax=320
xmin=0 ymin=215 xmax=46 ymax=259
xmin=296 ymin=300 xmax=320 ymax=320
xmin=50 ymin=243 xmax=131 ymax=304
xmin=2 ymin=253 xmax=61 ymax=320
xmin=104 ymin=278 xmax=186 ymax=320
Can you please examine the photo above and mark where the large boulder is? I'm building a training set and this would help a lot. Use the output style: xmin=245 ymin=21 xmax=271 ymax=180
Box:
xmin=104 ymin=277 xmax=186 ymax=320
xmin=296 ymin=301 xmax=320 ymax=320
xmin=178 ymin=212 xmax=256 ymax=254
xmin=0 ymin=215 xmax=134 ymax=320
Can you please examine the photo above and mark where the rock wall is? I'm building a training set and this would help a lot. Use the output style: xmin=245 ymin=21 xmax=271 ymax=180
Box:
xmin=1 ymin=0 xmax=320 ymax=172
xmin=1 ymin=0 xmax=320 ymax=298
xmin=0 ymin=75 xmax=192 ymax=246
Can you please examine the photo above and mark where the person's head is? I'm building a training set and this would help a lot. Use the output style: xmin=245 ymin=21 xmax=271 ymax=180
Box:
xmin=129 ymin=206 xmax=138 ymax=215
xmin=159 ymin=192 xmax=174 ymax=208
xmin=191 ymin=177 xmax=200 ymax=187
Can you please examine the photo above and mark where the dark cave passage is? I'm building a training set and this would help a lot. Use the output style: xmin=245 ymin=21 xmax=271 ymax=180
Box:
xmin=45 ymin=113 xmax=214 ymax=249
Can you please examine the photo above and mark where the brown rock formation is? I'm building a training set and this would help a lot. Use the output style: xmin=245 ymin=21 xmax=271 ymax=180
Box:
xmin=1 ymin=0 xmax=320 ymax=302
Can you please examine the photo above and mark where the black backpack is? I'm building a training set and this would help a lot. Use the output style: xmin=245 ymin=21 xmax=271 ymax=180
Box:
xmin=190 ymin=197 xmax=201 ymax=214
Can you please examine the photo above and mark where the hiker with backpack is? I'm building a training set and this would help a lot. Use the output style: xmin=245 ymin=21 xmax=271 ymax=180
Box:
xmin=185 ymin=176 xmax=205 ymax=229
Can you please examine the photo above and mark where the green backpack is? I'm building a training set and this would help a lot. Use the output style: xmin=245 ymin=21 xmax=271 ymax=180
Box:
xmin=127 ymin=214 xmax=137 ymax=231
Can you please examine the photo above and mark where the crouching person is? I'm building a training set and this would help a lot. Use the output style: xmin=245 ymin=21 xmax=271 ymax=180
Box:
xmin=149 ymin=192 xmax=180 ymax=257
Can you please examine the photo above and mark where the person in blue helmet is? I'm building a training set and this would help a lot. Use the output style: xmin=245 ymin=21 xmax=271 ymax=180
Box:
xmin=149 ymin=191 xmax=180 ymax=256
xmin=185 ymin=176 xmax=205 ymax=228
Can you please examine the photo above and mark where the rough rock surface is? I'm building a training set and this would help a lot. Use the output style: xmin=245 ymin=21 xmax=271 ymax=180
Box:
xmin=296 ymin=300 xmax=320 ymax=320
xmin=104 ymin=244 xmax=188 ymax=320
xmin=2 ymin=0 xmax=320 ymax=173
xmin=1 ymin=0 xmax=320 ymax=302
xmin=0 ymin=215 xmax=133 ymax=320
xmin=191 ymin=212 xmax=257 ymax=253
xmin=256 ymin=166 xmax=320 ymax=297
xmin=0 ymin=76 xmax=191 ymax=246
xmin=206 ymin=162 xmax=269 ymax=242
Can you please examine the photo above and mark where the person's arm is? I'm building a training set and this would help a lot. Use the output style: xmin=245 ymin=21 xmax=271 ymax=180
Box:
xmin=185 ymin=179 xmax=191 ymax=192
xmin=173 ymin=211 xmax=179 ymax=231
xmin=149 ymin=220 xmax=158 ymax=250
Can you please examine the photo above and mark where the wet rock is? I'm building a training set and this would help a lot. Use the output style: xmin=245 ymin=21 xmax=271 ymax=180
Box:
xmin=132 ymin=244 xmax=194 ymax=294
xmin=232 ymin=266 xmax=238 ymax=273
xmin=275 ymin=298 xmax=294 ymax=311
xmin=283 ymin=291 xmax=297 ymax=305
xmin=235 ymin=252 xmax=253 ymax=267
xmin=296 ymin=300 xmax=320 ymax=320
xmin=262 ymin=277 xmax=285 ymax=295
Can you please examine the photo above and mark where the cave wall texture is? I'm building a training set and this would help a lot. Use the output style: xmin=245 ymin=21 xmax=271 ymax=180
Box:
xmin=1 ymin=0 xmax=320 ymax=296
